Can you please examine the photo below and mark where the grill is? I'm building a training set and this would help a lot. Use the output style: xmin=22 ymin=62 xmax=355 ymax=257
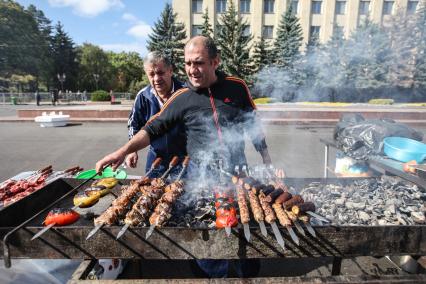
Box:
xmin=1 ymin=176 xmax=425 ymax=269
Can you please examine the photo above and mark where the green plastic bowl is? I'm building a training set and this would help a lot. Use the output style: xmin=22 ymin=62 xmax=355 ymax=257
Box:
xmin=75 ymin=167 xmax=127 ymax=179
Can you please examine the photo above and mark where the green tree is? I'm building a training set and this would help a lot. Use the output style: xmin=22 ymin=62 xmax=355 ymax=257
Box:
xmin=273 ymin=4 xmax=303 ymax=67
xmin=146 ymin=3 xmax=187 ymax=77
xmin=108 ymin=51 xmax=145 ymax=92
xmin=216 ymin=1 xmax=254 ymax=82
xmin=346 ymin=17 xmax=392 ymax=89
xmin=51 ymin=22 xmax=78 ymax=91
xmin=76 ymin=43 xmax=113 ymax=91
xmin=26 ymin=4 xmax=53 ymax=90
xmin=0 ymin=0 xmax=44 ymax=81
xmin=200 ymin=8 xmax=213 ymax=38
xmin=412 ymin=4 xmax=426 ymax=90
xmin=252 ymin=37 xmax=273 ymax=73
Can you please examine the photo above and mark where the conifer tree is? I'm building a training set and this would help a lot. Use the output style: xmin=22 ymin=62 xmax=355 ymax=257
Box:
xmin=146 ymin=3 xmax=187 ymax=77
xmin=252 ymin=37 xmax=273 ymax=73
xmin=346 ymin=17 xmax=391 ymax=89
xmin=201 ymin=8 xmax=213 ymax=38
xmin=51 ymin=22 xmax=78 ymax=90
xmin=216 ymin=1 xmax=254 ymax=82
xmin=412 ymin=4 xmax=426 ymax=90
xmin=273 ymin=4 xmax=303 ymax=67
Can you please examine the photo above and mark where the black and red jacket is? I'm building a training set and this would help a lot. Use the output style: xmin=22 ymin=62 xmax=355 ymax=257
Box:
xmin=142 ymin=72 xmax=267 ymax=169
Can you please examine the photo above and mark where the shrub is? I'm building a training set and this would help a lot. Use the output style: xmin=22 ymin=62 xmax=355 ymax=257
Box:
xmin=253 ymin=97 xmax=277 ymax=104
xmin=91 ymin=90 xmax=111 ymax=101
xmin=368 ymin=99 xmax=394 ymax=105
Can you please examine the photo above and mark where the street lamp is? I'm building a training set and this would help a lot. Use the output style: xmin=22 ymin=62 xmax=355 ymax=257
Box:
xmin=93 ymin=73 xmax=100 ymax=90
xmin=57 ymin=73 xmax=66 ymax=92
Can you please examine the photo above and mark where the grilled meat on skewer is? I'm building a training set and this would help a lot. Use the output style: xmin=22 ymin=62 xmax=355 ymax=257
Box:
xmin=236 ymin=186 xmax=250 ymax=224
xmin=283 ymin=195 xmax=304 ymax=210
xmin=258 ymin=191 xmax=277 ymax=224
xmin=264 ymin=188 xmax=284 ymax=203
xmin=274 ymin=192 xmax=292 ymax=204
xmin=247 ymin=189 xmax=264 ymax=223
xmin=292 ymin=202 xmax=316 ymax=216
xmin=272 ymin=203 xmax=292 ymax=226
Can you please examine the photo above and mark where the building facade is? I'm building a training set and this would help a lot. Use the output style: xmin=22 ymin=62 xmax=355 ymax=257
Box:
xmin=172 ymin=0 xmax=421 ymax=45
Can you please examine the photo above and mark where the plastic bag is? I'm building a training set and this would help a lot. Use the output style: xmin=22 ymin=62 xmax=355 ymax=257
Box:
xmin=334 ymin=114 xmax=423 ymax=160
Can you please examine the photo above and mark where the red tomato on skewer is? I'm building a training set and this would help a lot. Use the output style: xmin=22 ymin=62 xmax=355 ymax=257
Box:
xmin=44 ymin=208 xmax=80 ymax=226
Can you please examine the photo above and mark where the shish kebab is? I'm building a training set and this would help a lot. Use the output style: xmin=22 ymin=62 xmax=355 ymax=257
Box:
xmin=86 ymin=158 xmax=163 ymax=240
xmin=145 ymin=156 xmax=190 ymax=239
xmin=115 ymin=156 xmax=180 ymax=239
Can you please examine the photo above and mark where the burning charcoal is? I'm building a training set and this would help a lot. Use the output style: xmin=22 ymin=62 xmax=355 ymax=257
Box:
xmin=358 ymin=211 xmax=370 ymax=223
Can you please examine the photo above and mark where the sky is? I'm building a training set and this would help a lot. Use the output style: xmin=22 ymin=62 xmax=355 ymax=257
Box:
xmin=15 ymin=0 xmax=171 ymax=55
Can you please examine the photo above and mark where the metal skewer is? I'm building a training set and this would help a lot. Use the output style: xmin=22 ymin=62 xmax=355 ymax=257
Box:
xmin=116 ymin=157 xmax=180 ymax=240
xmin=225 ymin=226 xmax=231 ymax=237
xmin=307 ymin=211 xmax=330 ymax=223
xmin=243 ymin=223 xmax=250 ymax=242
xmin=286 ymin=226 xmax=299 ymax=246
xmin=271 ymin=222 xmax=285 ymax=250
xmin=259 ymin=221 xmax=268 ymax=237
xmin=293 ymin=220 xmax=306 ymax=236
xmin=86 ymin=159 xmax=162 ymax=241
xmin=304 ymin=221 xmax=316 ymax=237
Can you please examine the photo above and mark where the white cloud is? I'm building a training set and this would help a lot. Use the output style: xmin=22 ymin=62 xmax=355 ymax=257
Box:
xmin=48 ymin=0 xmax=124 ymax=17
xmin=127 ymin=22 xmax=151 ymax=40
xmin=100 ymin=43 xmax=147 ymax=55
xmin=122 ymin=13 xmax=138 ymax=23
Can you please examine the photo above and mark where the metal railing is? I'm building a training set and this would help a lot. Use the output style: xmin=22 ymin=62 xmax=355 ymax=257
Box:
xmin=0 ymin=92 xmax=135 ymax=104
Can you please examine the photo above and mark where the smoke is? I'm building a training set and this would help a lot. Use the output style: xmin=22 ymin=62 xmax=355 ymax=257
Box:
xmin=253 ymin=7 xmax=426 ymax=103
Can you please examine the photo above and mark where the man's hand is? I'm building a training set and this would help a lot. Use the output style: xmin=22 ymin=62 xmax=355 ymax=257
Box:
xmin=95 ymin=149 xmax=126 ymax=173
xmin=125 ymin=152 xmax=138 ymax=168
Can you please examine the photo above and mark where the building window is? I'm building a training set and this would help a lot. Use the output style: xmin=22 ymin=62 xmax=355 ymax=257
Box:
xmin=407 ymin=1 xmax=418 ymax=14
xmin=335 ymin=1 xmax=346 ymax=15
xmin=291 ymin=0 xmax=298 ymax=14
xmin=359 ymin=1 xmax=370 ymax=15
xmin=311 ymin=1 xmax=322 ymax=14
xmin=192 ymin=25 xmax=203 ymax=36
xmin=240 ymin=0 xmax=250 ymax=13
xmin=263 ymin=25 xmax=273 ymax=39
xmin=216 ymin=0 xmax=227 ymax=13
xmin=192 ymin=0 xmax=203 ymax=13
xmin=264 ymin=0 xmax=275 ymax=13
xmin=242 ymin=25 xmax=250 ymax=36
xmin=310 ymin=26 xmax=321 ymax=39
xmin=383 ymin=1 xmax=394 ymax=15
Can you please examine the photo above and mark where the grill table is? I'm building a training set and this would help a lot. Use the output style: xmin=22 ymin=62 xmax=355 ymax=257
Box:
xmin=1 ymin=177 xmax=425 ymax=281
xmin=320 ymin=138 xmax=426 ymax=189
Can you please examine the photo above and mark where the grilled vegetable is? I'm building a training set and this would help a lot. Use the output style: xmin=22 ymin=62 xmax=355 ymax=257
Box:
xmin=92 ymin=177 xmax=118 ymax=189
xmin=73 ymin=191 xmax=101 ymax=207
xmin=216 ymin=213 xmax=238 ymax=228
xmin=85 ymin=185 xmax=111 ymax=197
xmin=216 ymin=203 xmax=237 ymax=218
xmin=44 ymin=208 xmax=80 ymax=226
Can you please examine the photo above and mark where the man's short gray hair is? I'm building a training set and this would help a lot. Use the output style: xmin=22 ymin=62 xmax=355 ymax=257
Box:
xmin=143 ymin=51 xmax=172 ymax=69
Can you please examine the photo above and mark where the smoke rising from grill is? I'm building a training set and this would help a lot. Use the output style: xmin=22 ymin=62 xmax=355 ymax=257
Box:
xmin=253 ymin=7 xmax=426 ymax=103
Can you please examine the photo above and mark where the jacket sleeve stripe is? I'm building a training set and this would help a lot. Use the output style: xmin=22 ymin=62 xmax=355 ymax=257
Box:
xmin=225 ymin=77 xmax=257 ymax=109
xmin=144 ymin=87 xmax=189 ymax=126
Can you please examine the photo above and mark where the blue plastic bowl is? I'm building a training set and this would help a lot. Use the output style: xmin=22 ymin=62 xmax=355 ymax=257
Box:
xmin=383 ymin=137 xmax=426 ymax=163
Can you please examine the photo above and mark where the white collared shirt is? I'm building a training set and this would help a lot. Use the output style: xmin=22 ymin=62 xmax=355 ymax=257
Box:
xmin=151 ymin=81 xmax=175 ymax=108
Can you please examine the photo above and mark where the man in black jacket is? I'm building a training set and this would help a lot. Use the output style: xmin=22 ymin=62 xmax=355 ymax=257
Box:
xmin=96 ymin=36 xmax=270 ymax=173
xmin=96 ymin=35 xmax=269 ymax=278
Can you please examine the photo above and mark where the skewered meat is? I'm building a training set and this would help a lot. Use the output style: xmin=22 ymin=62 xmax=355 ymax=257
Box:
xmin=292 ymin=202 xmax=316 ymax=216
xmin=275 ymin=192 xmax=292 ymax=204
xmin=258 ymin=191 xmax=276 ymax=224
xmin=264 ymin=188 xmax=284 ymax=203
xmin=283 ymin=195 xmax=304 ymax=210
xmin=272 ymin=203 xmax=292 ymax=226
xmin=148 ymin=180 xmax=185 ymax=227
xmin=247 ymin=189 xmax=264 ymax=223
xmin=236 ymin=186 xmax=250 ymax=224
